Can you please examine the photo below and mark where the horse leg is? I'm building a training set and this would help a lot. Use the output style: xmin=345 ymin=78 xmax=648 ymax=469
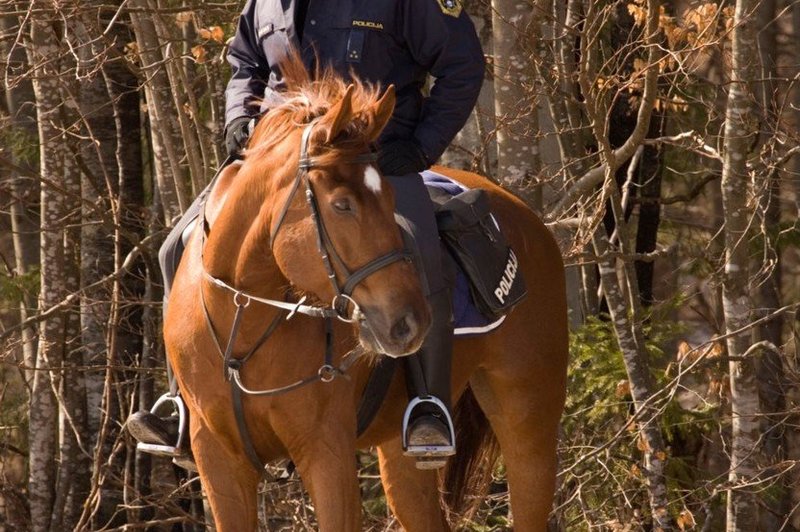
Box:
xmin=191 ymin=422 xmax=261 ymax=531
xmin=470 ymin=366 xmax=565 ymax=531
xmin=290 ymin=427 xmax=362 ymax=532
xmin=377 ymin=435 xmax=449 ymax=532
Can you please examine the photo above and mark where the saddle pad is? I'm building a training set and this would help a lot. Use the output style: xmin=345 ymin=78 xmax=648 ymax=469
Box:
xmin=420 ymin=170 xmax=506 ymax=337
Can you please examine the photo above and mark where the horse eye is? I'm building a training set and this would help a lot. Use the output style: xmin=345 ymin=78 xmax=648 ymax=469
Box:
xmin=332 ymin=197 xmax=353 ymax=213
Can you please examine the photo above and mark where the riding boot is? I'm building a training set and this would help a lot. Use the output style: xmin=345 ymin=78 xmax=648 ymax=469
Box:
xmin=126 ymin=391 xmax=197 ymax=471
xmin=402 ymin=286 xmax=455 ymax=470
xmin=127 ymin=411 xmax=179 ymax=447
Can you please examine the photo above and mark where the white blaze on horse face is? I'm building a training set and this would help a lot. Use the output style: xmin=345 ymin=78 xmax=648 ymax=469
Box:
xmin=364 ymin=165 xmax=382 ymax=194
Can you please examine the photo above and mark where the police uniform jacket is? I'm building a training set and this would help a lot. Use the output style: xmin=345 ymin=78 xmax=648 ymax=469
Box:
xmin=225 ymin=0 xmax=485 ymax=163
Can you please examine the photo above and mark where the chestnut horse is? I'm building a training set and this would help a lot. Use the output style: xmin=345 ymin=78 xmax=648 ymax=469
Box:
xmin=165 ymin=62 xmax=568 ymax=531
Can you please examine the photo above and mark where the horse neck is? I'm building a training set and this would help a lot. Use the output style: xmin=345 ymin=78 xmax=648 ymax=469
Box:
xmin=203 ymin=168 xmax=285 ymax=298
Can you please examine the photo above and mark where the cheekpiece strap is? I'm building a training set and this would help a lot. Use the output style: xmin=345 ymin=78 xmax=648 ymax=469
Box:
xmin=270 ymin=121 xmax=320 ymax=245
xmin=298 ymin=121 xmax=317 ymax=169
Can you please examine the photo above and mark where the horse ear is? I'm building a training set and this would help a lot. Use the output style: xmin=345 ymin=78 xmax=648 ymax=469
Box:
xmin=365 ymin=85 xmax=395 ymax=142
xmin=322 ymin=84 xmax=355 ymax=144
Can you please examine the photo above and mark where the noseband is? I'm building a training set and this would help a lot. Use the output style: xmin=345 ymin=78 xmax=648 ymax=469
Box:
xmin=269 ymin=121 xmax=412 ymax=320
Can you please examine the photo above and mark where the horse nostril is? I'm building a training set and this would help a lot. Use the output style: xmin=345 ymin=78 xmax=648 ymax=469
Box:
xmin=390 ymin=311 xmax=418 ymax=344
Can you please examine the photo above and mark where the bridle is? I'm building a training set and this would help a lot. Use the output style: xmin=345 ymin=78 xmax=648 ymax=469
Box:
xmin=197 ymin=120 xmax=412 ymax=472
xmin=268 ymin=119 xmax=412 ymax=320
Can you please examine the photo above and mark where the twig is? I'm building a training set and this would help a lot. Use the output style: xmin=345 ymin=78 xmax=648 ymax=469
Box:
xmin=0 ymin=233 xmax=159 ymax=342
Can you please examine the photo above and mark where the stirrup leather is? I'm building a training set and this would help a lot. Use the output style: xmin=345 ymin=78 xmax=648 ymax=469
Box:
xmin=401 ymin=396 xmax=456 ymax=457
xmin=136 ymin=393 xmax=188 ymax=460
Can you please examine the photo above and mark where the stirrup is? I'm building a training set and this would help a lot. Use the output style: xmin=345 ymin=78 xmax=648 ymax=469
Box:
xmin=136 ymin=393 xmax=187 ymax=460
xmin=401 ymin=396 xmax=456 ymax=458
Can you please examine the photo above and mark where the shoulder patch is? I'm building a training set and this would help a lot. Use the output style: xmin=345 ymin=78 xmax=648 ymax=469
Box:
xmin=436 ymin=0 xmax=462 ymax=17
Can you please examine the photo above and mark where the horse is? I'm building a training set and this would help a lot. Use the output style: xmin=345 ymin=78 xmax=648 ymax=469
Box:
xmin=164 ymin=57 xmax=568 ymax=531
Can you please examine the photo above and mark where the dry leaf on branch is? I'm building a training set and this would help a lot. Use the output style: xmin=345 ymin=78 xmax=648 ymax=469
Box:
xmin=191 ymin=45 xmax=207 ymax=63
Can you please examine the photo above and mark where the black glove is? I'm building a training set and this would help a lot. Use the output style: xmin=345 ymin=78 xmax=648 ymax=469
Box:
xmin=377 ymin=139 xmax=430 ymax=176
xmin=224 ymin=116 xmax=253 ymax=156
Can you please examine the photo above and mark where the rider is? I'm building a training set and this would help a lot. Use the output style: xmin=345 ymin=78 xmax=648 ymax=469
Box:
xmin=127 ymin=0 xmax=484 ymax=469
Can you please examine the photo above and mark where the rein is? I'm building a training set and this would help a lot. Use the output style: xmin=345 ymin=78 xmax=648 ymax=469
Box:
xmin=198 ymin=120 xmax=410 ymax=472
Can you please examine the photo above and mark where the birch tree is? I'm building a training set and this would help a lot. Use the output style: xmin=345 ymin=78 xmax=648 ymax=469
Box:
xmin=25 ymin=9 xmax=79 ymax=529
xmin=720 ymin=0 xmax=760 ymax=527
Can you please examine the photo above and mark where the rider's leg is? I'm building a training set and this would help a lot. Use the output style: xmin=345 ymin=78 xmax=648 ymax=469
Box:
xmin=386 ymin=175 xmax=455 ymax=468
xmin=126 ymin=183 xmax=212 ymax=452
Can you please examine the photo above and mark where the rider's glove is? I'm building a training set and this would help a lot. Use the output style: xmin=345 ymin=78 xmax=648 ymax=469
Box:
xmin=225 ymin=116 xmax=254 ymax=156
xmin=377 ymin=139 xmax=430 ymax=176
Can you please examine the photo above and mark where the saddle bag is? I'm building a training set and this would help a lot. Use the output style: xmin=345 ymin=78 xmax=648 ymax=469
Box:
xmin=435 ymin=188 xmax=527 ymax=320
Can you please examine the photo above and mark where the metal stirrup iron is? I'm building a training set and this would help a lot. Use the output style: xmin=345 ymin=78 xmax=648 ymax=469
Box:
xmin=401 ymin=396 xmax=456 ymax=459
xmin=136 ymin=393 xmax=188 ymax=458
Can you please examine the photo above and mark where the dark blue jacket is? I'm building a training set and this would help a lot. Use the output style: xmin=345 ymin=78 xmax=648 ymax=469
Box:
xmin=225 ymin=0 xmax=485 ymax=163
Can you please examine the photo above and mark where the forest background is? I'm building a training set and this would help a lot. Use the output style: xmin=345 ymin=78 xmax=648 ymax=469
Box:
xmin=0 ymin=0 xmax=798 ymax=530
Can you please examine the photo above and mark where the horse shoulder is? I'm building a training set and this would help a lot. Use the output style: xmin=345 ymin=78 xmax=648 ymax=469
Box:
xmin=205 ymin=161 xmax=244 ymax=227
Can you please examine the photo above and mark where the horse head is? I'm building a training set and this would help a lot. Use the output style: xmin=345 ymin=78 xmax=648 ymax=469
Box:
xmin=240 ymin=66 xmax=431 ymax=358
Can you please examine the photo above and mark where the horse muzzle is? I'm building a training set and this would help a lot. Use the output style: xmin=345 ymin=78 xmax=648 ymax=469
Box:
xmin=357 ymin=304 xmax=430 ymax=357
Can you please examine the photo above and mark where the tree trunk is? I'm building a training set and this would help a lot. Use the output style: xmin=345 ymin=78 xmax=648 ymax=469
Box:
xmin=788 ymin=4 xmax=800 ymax=527
xmin=67 ymin=4 xmax=148 ymax=526
xmin=720 ymin=0 xmax=760 ymax=528
xmin=593 ymin=216 xmax=672 ymax=531
xmin=49 ymin=118 xmax=85 ymax=532
xmin=26 ymin=11 xmax=67 ymax=530
xmin=633 ymin=125 xmax=664 ymax=308
xmin=129 ymin=0 xmax=187 ymax=221
xmin=752 ymin=1 xmax=786 ymax=529
xmin=105 ymin=13 xmax=148 ymax=524
xmin=76 ymin=8 xmax=117 ymax=450
xmin=491 ymin=0 xmax=541 ymax=208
